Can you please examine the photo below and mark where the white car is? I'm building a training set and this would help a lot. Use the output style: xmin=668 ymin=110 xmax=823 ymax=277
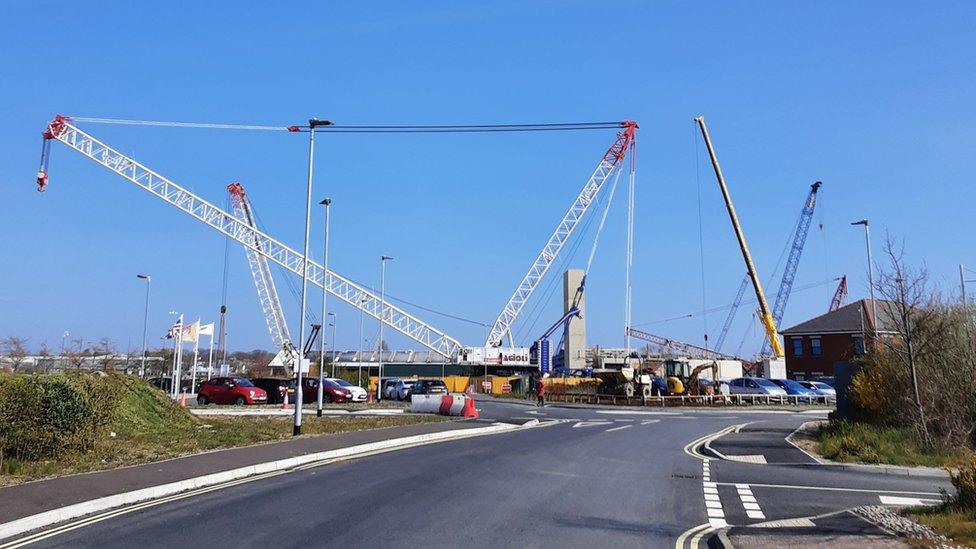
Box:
xmin=392 ymin=379 xmax=417 ymax=401
xmin=381 ymin=378 xmax=401 ymax=400
xmin=728 ymin=377 xmax=788 ymax=396
xmin=327 ymin=378 xmax=368 ymax=402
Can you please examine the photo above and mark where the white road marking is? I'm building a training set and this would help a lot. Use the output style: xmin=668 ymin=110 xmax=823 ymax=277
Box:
xmin=724 ymin=454 xmax=767 ymax=464
xmin=707 ymin=508 xmax=725 ymax=518
xmin=708 ymin=518 xmax=728 ymax=528
xmin=572 ymin=421 xmax=613 ymax=428
xmin=605 ymin=425 xmax=633 ymax=432
xmin=753 ymin=518 xmax=815 ymax=528
xmin=641 ymin=419 xmax=660 ymax=425
xmin=703 ymin=487 xmax=718 ymax=495
xmin=705 ymin=500 xmax=722 ymax=509
xmin=735 ymin=484 xmax=765 ymax=521
xmin=879 ymin=495 xmax=941 ymax=506
xmin=716 ymin=481 xmax=942 ymax=496
xmin=596 ymin=410 xmax=680 ymax=416
xmin=704 ymin=494 xmax=720 ymax=502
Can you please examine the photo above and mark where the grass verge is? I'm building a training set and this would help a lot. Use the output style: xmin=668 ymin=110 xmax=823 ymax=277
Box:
xmin=0 ymin=374 xmax=447 ymax=487
xmin=816 ymin=420 xmax=971 ymax=469
xmin=907 ymin=506 xmax=976 ymax=548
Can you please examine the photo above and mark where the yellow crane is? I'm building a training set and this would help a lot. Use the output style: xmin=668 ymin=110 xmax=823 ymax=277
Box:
xmin=694 ymin=116 xmax=785 ymax=358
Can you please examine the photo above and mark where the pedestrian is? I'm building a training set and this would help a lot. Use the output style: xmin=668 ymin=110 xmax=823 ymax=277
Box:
xmin=536 ymin=375 xmax=546 ymax=407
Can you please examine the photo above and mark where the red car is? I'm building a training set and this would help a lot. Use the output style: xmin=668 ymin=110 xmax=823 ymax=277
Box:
xmin=197 ymin=377 xmax=268 ymax=405
xmin=295 ymin=377 xmax=355 ymax=403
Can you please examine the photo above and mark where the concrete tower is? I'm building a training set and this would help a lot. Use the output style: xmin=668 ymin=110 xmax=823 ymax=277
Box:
xmin=563 ymin=269 xmax=586 ymax=370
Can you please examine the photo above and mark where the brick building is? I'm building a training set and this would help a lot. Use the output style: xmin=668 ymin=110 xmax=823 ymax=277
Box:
xmin=779 ymin=299 xmax=894 ymax=380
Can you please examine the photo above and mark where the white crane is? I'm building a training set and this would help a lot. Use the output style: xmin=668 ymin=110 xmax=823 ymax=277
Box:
xmin=36 ymin=115 xmax=464 ymax=359
xmin=227 ymin=182 xmax=293 ymax=354
xmin=485 ymin=121 xmax=638 ymax=348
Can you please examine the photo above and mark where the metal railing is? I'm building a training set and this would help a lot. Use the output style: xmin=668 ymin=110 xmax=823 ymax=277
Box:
xmin=543 ymin=392 xmax=835 ymax=408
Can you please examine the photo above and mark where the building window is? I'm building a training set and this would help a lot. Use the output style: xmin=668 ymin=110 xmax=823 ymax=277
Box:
xmin=792 ymin=338 xmax=803 ymax=358
xmin=811 ymin=338 xmax=822 ymax=357
xmin=853 ymin=336 xmax=865 ymax=356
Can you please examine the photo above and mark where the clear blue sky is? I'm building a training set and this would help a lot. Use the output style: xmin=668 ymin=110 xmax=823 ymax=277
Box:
xmin=1 ymin=1 xmax=974 ymax=356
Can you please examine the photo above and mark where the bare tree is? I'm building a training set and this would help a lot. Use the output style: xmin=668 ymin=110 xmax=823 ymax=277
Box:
xmin=66 ymin=338 xmax=87 ymax=369
xmin=37 ymin=342 xmax=52 ymax=373
xmin=96 ymin=338 xmax=116 ymax=371
xmin=866 ymin=236 xmax=976 ymax=448
xmin=1 ymin=336 xmax=29 ymax=372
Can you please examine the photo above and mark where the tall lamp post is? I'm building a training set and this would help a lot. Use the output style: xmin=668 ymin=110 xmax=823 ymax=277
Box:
xmin=294 ymin=117 xmax=333 ymax=436
xmin=317 ymin=198 xmax=331 ymax=418
xmin=358 ymin=294 xmax=366 ymax=387
xmin=377 ymin=255 xmax=394 ymax=401
xmin=328 ymin=312 xmax=337 ymax=377
xmin=60 ymin=330 xmax=69 ymax=371
xmin=851 ymin=219 xmax=878 ymax=340
xmin=137 ymin=274 xmax=151 ymax=378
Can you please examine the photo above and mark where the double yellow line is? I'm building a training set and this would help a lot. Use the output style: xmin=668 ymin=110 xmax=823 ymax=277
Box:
xmin=0 ymin=470 xmax=288 ymax=548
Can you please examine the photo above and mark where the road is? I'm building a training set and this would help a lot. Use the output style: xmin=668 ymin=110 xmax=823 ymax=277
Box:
xmin=4 ymin=399 xmax=951 ymax=548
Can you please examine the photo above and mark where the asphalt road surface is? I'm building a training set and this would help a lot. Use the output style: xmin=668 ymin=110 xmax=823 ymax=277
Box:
xmin=6 ymin=399 xmax=952 ymax=548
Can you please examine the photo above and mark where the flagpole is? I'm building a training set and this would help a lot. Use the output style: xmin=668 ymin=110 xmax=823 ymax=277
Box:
xmin=191 ymin=319 xmax=200 ymax=395
xmin=207 ymin=330 xmax=215 ymax=381
xmin=174 ymin=315 xmax=184 ymax=398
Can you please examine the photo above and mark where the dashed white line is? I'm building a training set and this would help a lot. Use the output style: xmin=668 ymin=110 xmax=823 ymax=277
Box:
xmin=605 ymin=425 xmax=633 ymax=432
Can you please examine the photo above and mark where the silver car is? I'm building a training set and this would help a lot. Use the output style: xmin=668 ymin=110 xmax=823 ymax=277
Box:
xmin=392 ymin=379 xmax=417 ymax=401
xmin=728 ymin=377 xmax=788 ymax=396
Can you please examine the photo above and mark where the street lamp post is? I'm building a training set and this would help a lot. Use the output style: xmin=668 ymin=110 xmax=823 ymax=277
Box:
xmin=295 ymin=118 xmax=332 ymax=436
xmin=317 ymin=198 xmax=331 ymax=418
xmin=851 ymin=220 xmax=878 ymax=340
xmin=328 ymin=312 xmax=337 ymax=377
xmin=358 ymin=295 xmax=366 ymax=387
xmin=137 ymin=274 xmax=151 ymax=378
xmin=377 ymin=256 xmax=393 ymax=401
xmin=60 ymin=331 xmax=69 ymax=371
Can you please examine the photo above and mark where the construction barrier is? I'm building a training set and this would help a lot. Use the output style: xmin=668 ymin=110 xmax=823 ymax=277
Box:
xmin=410 ymin=394 xmax=479 ymax=418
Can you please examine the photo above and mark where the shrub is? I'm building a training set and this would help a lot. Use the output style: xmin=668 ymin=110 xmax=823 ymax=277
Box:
xmin=0 ymin=373 xmax=124 ymax=462
xmin=951 ymin=455 xmax=976 ymax=510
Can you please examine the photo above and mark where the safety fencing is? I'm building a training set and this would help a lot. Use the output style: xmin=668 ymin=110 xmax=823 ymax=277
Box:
xmin=540 ymin=393 xmax=835 ymax=408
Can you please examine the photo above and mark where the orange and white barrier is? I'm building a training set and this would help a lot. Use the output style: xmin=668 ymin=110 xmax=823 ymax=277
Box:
xmin=410 ymin=394 xmax=478 ymax=418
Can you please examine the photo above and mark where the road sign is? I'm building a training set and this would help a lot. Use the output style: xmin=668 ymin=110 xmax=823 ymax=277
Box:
xmin=501 ymin=383 xmax=512 ymax=393
xmin=482 ymin=381 xmax=492 ymax=391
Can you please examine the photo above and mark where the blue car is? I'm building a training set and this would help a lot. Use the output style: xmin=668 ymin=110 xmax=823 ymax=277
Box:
xmin=770 ymin=378 xmax=818 ymax=396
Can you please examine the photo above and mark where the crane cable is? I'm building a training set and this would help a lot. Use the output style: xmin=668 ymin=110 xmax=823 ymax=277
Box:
xmin=67 ymin=116 xmax=624 ymax=134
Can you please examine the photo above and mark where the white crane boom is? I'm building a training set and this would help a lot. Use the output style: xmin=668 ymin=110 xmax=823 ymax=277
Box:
xmin=38 ymin=115 xmax=463 ymax=359
xmin=485 ymin=121 xmax=638 ymax=347
xmin=227 ymin=182 xmax=292 ymax=351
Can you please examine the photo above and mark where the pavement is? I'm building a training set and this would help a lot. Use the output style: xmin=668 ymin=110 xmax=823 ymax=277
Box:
xmin=0 ymin=399 xmax=956 ymax=548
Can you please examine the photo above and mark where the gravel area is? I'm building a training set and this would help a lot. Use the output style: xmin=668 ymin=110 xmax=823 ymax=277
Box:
xmin=853 ymin=506 xmax=963 ymax=549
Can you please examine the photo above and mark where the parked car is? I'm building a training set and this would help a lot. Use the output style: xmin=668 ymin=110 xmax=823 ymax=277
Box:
xmin=197 ymin=377 xmax=268 ymax=405
xmin=380 ymin=378 xmax=401 ymax=399
xmin=250 ymin=378 xmax=296 ymax=404
xmin=390 ymin=379 xmax=417 ymax=401
xmin=297 ymin=377 xmax=357 ymax=403
xmin=770 ymin=379 xmax=818 ymax=396
xmin=327 ymin=378 xmax=368 ymax=402
xmin=798 ymin=380 xmax=836 ymax=397
xmin=410 ymin=379 xmax=449 ymax=396
xmin=727 ymin=377 xmax=788 ymax=396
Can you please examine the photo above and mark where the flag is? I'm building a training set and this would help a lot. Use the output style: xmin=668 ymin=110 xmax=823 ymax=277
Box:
xmin=166 ymin=317 xmax=183 ymax=339
xmin=199 ymin=323 xmax=215 ymax=336
xmin=182 ymin=320 xmax=200 ymax=344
